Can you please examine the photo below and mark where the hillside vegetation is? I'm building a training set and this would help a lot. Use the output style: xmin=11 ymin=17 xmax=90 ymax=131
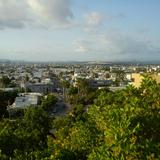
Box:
xmin=0 ymin=76 xmax=160 ymax=159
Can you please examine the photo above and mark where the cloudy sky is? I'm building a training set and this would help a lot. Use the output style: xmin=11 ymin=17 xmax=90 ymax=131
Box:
xmin=0 ymin=0 xmax=160 ymax=61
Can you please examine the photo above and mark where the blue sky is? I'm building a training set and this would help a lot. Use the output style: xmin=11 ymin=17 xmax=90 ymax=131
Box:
xmin=0 ymin=0 xmax=159 ymax=61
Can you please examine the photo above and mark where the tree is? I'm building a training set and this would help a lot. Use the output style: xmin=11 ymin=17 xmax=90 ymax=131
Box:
xmin=0 ymin=90 xmax=17 ymax=119
xmin=0 ymin=107 xmax=51 ymax=159
xmin=114 ymin=70 xmax=125 ymax=86
xmin=23 ymin=107 xmax=51 ymax=153
xmin=25 ymin=74 xmax=29 ymax=82
xmin=50 ymin=76 xmax=160 ymax=159
xmin=76 ymin=78 xmax=89 ymax=96
xmin=1 ymin=76 xmax=160 ymax=159
xmin=61 ymin=80 xmax=70 ymax=101
xmin=0 ymin=76 xmax=11 ymax=88
xmin=41 ymin=94 xmax=57 ymax=111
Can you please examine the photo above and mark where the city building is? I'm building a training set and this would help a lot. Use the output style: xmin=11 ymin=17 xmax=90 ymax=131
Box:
xmin=7 ymin=93 xmax=42 ymax=110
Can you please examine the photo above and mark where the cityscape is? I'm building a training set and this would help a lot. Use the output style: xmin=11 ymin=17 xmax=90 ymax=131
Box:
xmin=0 ymin=0 xmax=160 ymax=159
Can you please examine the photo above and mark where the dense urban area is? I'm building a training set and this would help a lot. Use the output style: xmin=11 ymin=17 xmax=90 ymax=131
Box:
xmin=0 ymin=61 xmax=160 ymax=159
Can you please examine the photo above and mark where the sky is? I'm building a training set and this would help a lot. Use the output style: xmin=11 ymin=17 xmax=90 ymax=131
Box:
xmin=0 ymin=0 xmax=160 ymax=62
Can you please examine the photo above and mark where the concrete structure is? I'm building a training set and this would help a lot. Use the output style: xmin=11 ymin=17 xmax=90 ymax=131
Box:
xmin=131 ymin=73 xmax=160 ymax=87
xmin=26 ymin=83 xmax=58 ymax=94
xmin=126 ymin=73 xmax=132 ymax=81
xmin=89 ymin=79 xmax=113 ymax=88
xmin=8 ymin=93 xmax=42 ymax=109
xmin=0 ymin=88 xmax=18 ymax=92
xmin=131 ymin=73 xmax=144 ymax=88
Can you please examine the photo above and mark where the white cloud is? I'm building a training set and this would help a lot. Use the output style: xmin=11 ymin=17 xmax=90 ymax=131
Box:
xmin=0 ymin=0 xmax=74 ymax=29
xmin=83 ymin=11 xmax=104 ymax=33
xmin=72 ymin=31 xmax=160 ymax=61
xmin=100 ymin=32 xmax=156 ymax=59
xmin=27 ymin=0 xmax=73 ymax=25
xmin=73 ymin=40 xmax=92 ymax=53
xmin=83 ymin=11 xmax=127 ymax=34
xmin=84 ymin=12 xmax=103 ymax=27
xmin=0 ymin=0 xmax=30 ymax=29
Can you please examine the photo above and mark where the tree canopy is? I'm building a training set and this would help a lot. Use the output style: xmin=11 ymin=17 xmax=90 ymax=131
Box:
xmin=51 ymin=76 xmax=160 ymax=159
xmin=0 ymin=76 xmax=160 ymax=159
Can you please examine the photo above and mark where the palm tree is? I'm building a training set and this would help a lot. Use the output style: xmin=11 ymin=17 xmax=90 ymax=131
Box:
xmin=61 ymin=80 xmax=70 ymax=101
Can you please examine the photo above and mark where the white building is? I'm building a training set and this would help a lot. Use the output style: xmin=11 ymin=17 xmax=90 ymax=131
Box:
xmin=8 ymin=93 xmax=42 ymax=109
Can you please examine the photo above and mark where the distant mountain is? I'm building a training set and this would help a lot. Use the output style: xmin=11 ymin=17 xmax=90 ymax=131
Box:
xmin=0 ymin=59 xmax=160 ymax=65
xmin=0 ymin=59 xmax=10 ymax=63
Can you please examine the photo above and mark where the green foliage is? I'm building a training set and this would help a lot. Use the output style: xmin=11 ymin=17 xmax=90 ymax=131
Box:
xmin=67 ymin=79 xmax=97 ymax=105
xmin=0 ymin=90 xmax=17 ymax=119
xmin=51 ymin=76 xmax=160 ymax=159
xmin=61 ymin=80 xmax=70 ymax=88
xmin=113 ymin=70 xmax=125 ymax=86
xmin=0 ymin=76 xmax=11 ymax=88
xmin=68 ymin=86 xmax=78 ymax=95
xmin=0 ymin=107 xmax=51 ymax=159
xmin=41 ymin=94 xmax=57 ymax=111
xmin=0 ymin=76 xmax=160 ymax=159
xmin=25 ymin=74 xmax=29 ymax=82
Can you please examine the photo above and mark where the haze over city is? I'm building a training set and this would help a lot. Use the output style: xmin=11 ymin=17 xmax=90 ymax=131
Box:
xmin=0 ymin=0 xmax=160 ymax=61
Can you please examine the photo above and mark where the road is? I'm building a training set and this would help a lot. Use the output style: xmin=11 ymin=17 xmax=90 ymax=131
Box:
xmin=48 ymin=95 xmax=71 ymax=117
